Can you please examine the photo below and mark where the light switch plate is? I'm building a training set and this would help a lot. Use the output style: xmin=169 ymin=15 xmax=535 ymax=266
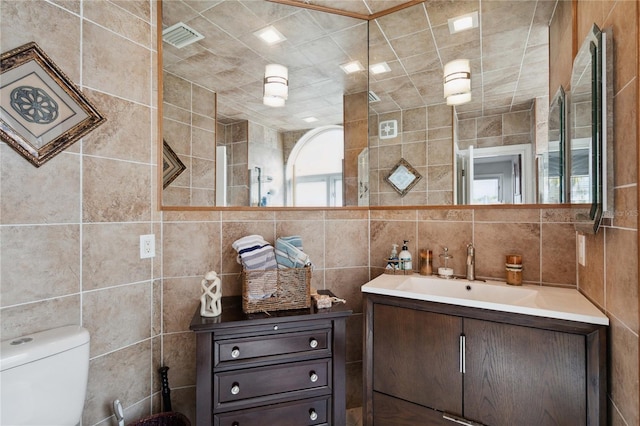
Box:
xmin=578 ymin=234 xmax=586 ymax=266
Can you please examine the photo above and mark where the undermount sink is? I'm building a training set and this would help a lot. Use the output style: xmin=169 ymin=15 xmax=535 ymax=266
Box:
xmin=361 ymin=274 xmax=609 ymax=325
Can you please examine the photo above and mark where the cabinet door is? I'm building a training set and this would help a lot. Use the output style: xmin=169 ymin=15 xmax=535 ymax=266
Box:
xmin=373 ymin=303 xmax=463 ymax=415
xmin=463 ymin=318 xmax=586 ymax=426
xmin=373 ymin=392 xmax=453 ymax=426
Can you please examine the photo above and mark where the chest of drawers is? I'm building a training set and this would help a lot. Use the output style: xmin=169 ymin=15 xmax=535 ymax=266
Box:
xmin=190 ymin=296 xmax=351 ymax=426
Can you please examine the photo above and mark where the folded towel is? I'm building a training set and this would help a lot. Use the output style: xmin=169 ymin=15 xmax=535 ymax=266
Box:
xmin=275 ymin=238 xmax=311 ymax=269
xmin=232 ymin=235 xmax=268 ymax=252
xmin=279 ymin=235 xmax=303 ymax=250
xmin=233 ymin=235 xmax=277 ymax=270
xmin=238 ymin=243 xmax=277 ymax=270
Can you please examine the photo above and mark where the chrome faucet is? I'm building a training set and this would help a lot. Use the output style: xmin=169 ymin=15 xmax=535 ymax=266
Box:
xmin=466 ymin=243 xmax=475 ymax=281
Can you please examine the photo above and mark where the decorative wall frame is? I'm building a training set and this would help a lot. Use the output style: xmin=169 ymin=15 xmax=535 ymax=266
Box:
xmin=385 ymin=158 xmax=422 ymax=197
xmin=0 ymin=42 xmax=106 ymax=167
xmin=163 ymin=139 xmax=186 ymax=189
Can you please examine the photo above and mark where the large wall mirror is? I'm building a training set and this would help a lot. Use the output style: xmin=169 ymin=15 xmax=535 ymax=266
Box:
xmin=158 ymin=0 xmax=610 ymax=211
xmin=367 ymin=0 xmax=555 ymax=206
xmin=159 ymin=0 xmax=368 ymax=208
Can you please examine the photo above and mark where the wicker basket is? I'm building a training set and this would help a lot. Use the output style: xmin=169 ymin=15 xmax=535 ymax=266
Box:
xmin=242 ymin=267 xmax=311 ymax=313
xmin=130 ymin=412 xmax=190 ymax=426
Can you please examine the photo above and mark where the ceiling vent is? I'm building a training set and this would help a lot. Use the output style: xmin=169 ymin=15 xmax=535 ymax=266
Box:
xmin=368 ymin=90 xmax=381 ymax=103
xmin=163 ymin=22 xmax=204 ymax=49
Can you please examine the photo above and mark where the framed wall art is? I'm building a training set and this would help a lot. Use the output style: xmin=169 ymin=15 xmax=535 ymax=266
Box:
xmin=0 ymin=42 xmax=106 ymax=167
xmin=385 ymin=158 xmax=422 ymax=197
xmin=163 ymin=139 xmax=186 ymax=189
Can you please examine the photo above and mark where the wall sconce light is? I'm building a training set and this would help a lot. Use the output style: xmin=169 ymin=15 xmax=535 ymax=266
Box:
xmin=263 ymin=64 xmax=288 ymax=107
xmin=443 ymin=59 xmax=471 ymax=105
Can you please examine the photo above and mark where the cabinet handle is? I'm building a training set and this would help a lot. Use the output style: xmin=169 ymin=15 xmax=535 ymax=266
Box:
xmin=309 ymin=338 xmax=318 ymax=348
xmin=309 ymin=409 xmax=318 ymax=421
xmin=459 ymin=334 xmax=466 ymax=374
xmin=273 ymin=325 xmax=278 ymax=330
xmin=443 ymin=413 xmax=485 ymax=426
xmin=231 ymin=347 xmax=240 ymax=358
xmin=309 ymin=371 xmax=318 ymax=382
xmin=230 ymin=383 xmax=240 ymax=395
xmin=231 ymin=423 xmax=239 ymax=426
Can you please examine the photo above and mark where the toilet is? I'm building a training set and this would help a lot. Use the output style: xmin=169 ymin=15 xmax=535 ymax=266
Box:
xmin=0 ymin=325 xmax=90 ymax=425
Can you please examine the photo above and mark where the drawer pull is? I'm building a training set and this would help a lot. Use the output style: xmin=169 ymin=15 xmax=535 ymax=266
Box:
xmin=273 ymin=325 xmax=278 ymax=330
xmin=309 ymin=409 xmax=318 ymax=421
xmin=231 ymin=347 xmax=240 ymax=358
xmin=232 ymin=423 xmax=239 ymax=426
xmin=309 ymin=371 xmax=319 ymax=382
xmin=309 ymin=338 xmax=318 ymax=348
xmin=230 ymin=383 xmax=240 ymax=395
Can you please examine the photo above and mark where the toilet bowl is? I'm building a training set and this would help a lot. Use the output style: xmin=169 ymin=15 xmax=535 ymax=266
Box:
xmin=0 ymin=325 xmax=90 ymax=426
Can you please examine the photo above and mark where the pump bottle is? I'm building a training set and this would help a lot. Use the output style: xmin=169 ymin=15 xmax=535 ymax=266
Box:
xmin=399 ymin=240 xmax=412 ymax=270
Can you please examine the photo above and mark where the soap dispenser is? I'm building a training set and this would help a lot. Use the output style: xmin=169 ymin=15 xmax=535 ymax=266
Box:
xmin=399 ymin=240 xmax=412 ymax=271
xmin=386 ymin=244 xmax=399 ymax=271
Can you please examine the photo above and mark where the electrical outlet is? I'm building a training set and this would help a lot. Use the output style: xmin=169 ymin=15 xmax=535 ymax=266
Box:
xmin=140 ymin=234 xmax=155 ymax=259
xmin=578 ymin=234 xmax=586 ymax=266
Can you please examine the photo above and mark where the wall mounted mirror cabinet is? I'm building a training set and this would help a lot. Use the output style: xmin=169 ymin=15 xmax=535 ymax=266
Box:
xmin=570 ymin=23 xmax=613 ymax=233
xmin=158 ymin=1 xmax=612 ymax=211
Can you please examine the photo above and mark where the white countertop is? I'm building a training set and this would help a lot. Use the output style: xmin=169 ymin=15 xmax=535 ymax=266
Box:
xmin=361 ymin=274 xmax=609 ymax=326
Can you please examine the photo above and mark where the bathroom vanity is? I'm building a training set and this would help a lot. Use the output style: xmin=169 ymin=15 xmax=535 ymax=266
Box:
xmin=189 ymin=296 xmax=351 ymax=426
xmin=362 ymin=275 xmax=608 ymax=426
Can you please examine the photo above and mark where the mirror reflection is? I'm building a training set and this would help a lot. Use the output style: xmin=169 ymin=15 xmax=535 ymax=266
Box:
xmin=160 ymin=0 xmax=368 ymax=207
xmin=367 ymin=1 xmax=554 ymax=206
xmin=539 ymin=86 xmax=566 ymax=203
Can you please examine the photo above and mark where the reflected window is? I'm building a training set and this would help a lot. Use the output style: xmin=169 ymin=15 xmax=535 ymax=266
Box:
xmin=473 ymin=176 xmax=502 ymax=204
xmin=286 ymin=126 xmax=344 ymax=207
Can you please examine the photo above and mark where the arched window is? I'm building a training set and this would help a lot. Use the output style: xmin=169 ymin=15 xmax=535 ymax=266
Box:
xmin=286 ymin=125 xmax=344 ymax=206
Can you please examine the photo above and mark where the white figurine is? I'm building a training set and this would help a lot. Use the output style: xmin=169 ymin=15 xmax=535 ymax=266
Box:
xmin=200 ymin=271 xmax=222 ymax=317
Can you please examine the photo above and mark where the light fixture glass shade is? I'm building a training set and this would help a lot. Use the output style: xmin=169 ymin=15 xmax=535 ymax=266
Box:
xmin=446 ymin=92 xmax=472 ymax=106
xmin=443 ymin=59 xmax=471 ymax=98
xmin=263 ymin=64 xmax=288 ymax=106
xmin=263 ymin=96 xmax=285 ymax=107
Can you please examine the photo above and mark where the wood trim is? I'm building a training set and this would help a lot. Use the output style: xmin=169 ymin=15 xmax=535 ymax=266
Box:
xmin=267 ymin=0 xmax=425 ymax=21
xmin=266 ymin=0 xmax=369 ymax=20
xmin=156 ymin=0 xmax=164 ymax=212
xmin=572 ymin=0 xmax=578 ymax=60
xmin=368 ymin=0 xmax=425 ymax=20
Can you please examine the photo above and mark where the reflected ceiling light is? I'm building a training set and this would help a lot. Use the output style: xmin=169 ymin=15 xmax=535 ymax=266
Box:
xmin=446 ymin=92 xmax=472 ymax=106
xmin=370 ymin=62 xmax=391 ymax=75
xmin=254 ymin=25 xmax=286 ymax=45
xmin=340 ymin=60 xmax=365 ymax=74
xmin=447 ymin=11 xmax=479 ymax=34
xmin=443 ymin=59 xmax=471 ymax=105
xmin=263 ymin=64 xmax=288 ymax=107
xmin=303 ymin=117 xmax=318 ymax=123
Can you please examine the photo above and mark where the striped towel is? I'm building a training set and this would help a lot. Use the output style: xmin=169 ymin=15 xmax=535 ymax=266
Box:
xmin=275 ymin=237 xmax=311 ymax=269
xmin=233 ymin=235 xmax=277 ymax=270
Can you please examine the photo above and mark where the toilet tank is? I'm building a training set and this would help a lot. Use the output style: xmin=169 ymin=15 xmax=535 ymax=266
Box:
xmin=0 ymin=326 xmax=90 ymax=426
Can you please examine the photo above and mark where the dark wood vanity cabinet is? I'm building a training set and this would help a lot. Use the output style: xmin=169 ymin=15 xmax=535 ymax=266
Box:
xmin=190 ymin=297 xmax=351 ymax=426
xmin=364 ymin=294 xmax=607 ymax=426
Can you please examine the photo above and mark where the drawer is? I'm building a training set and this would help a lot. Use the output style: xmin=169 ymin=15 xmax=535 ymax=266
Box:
xmin=215 ymin=329 xmax=331 ymax=366
xmin=214 ymin=396 xmax=330 ymax=426
xmin=215 ymin=359 xmax=331 ymax=406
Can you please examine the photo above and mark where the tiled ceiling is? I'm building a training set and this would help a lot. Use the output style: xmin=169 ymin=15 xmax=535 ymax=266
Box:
xmin=162 ymin=0 xmax=557 ymax=131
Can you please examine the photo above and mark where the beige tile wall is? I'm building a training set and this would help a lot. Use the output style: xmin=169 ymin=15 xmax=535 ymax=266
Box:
xmin=550 ymin=1 xmax=640 ymax=424
xmin=162 ymin=72 xmax=217 ymax=206
xmin=1 ymin=2 xmax=637 ymax=426
xmin=369 ymin=103 xmax=454 ymax=206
